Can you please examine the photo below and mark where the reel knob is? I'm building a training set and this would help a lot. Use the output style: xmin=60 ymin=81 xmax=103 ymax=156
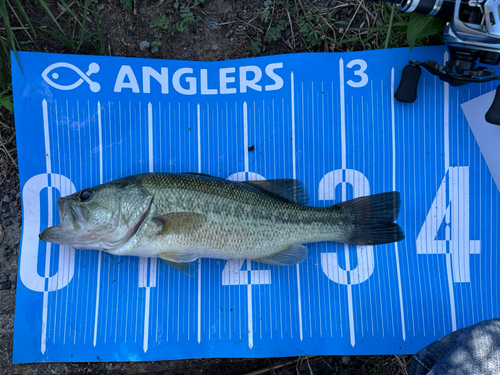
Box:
xmin=395 ymin=64 xmax=422 ymax=103
xmin=485 ymin=85 xmax=500 ymax=125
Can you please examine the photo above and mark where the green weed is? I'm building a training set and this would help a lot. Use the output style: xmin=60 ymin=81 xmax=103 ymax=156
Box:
xmin=176 ymin=3 xmax=195 ymax=32
xmin=250 ymin=34 xmax=263 ymax=56
xmin=149 ymin=15 xmax=171 ymax=49
xmin=148 ymin=0 xmax=204 ymax=49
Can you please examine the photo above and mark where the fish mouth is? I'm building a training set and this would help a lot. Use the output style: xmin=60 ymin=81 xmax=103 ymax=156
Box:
xmin=39 ymin=225 xmax=73 ymax=244
xmin=38 ymin=197 xmax=89 ymax=245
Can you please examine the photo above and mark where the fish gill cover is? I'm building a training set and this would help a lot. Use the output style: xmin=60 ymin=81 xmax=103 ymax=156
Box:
xmin=11 ymin=47 xmax=500 ymax=363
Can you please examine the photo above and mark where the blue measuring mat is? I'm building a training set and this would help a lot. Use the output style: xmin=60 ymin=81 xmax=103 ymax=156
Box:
xmin=11 ymin=47 xmax=500 ymax=363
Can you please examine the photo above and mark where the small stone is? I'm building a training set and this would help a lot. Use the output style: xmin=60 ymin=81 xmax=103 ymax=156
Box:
xmin=0 ymin=281 xmax=10 ymax=290
xmin=204 ymin=16 xmax=221 ymax=30
xmin=212 ymin=44 xmax=218 ymax=50
xmin=9 ymin=273 xmax=16 ymax=283
xmin=3 ymin=219 xmax=12 ymax=227
xmin=342 ymin=355 xmax=350 ymax=365
xmin=151 ymin=46 xmax=159 ymax=53
xmin=2 ymin=195 xmax=10 ymax=203
xmin=225 ymin=29 xmax=233 ymax=38
xmin=3 ymin=212 xmax=11 ymax=219
xmin=139 ymin=41 xmax=150 ymax=51
xmin=0 ymin=274 xmax=7 ymax=283
xmin=246 ymin=27 xmax=256 ymax=36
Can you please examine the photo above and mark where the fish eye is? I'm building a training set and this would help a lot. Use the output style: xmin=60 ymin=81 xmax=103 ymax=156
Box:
xmin=79 ymin=189 xmax=93 ymax=202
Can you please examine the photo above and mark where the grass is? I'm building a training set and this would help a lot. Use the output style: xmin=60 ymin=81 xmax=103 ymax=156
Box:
xmin=246 ymin=0 xmax=396 ymax=54
xmin=245 ymin=0 xmax=443 ymax=55
xmin=0 ymin=0 xmax=36 ymax=111
xmin=38 ymin=0 xmax=105 ymax=55
xmin=0 ymin=0 xmax=105 ymax=111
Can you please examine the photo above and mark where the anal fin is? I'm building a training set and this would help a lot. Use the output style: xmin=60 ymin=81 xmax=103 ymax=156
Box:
xmin=254 ymin=244 xmax=308 ymax=266
xmin=158 ymin=251 xmax=198 ymax=276
xmin=161 ymin=259 xmax=196 ymax=276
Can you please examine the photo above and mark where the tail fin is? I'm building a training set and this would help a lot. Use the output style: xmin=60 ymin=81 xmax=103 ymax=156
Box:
xmin=336 ymin=192 xmax=405 ymax=245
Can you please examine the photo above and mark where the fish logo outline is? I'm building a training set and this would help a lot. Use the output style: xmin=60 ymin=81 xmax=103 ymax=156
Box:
xmin=41 ymin=62 xmax=101 ymax=92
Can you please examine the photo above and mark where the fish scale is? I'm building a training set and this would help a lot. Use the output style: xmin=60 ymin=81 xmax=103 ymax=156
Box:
xmin=39 ymin=172 xmax=405 ymax=272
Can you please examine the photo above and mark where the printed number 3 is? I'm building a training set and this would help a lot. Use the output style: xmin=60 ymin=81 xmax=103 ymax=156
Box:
xmin=346 ymin=59 xmax=368 ymax=88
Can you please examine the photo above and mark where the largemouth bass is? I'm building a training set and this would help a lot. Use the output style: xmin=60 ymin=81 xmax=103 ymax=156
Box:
xmin=39 ymin=173 xmax=404 ymax=273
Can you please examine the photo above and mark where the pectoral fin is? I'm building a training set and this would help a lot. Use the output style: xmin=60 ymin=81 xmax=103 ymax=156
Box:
xmin=254 ymin=244 xmax=308 ymax=266
xmin=152 ymin=212 xmax=206 ymax=235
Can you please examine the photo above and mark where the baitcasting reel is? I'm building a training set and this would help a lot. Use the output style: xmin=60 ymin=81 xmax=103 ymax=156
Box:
xmin=383 ymin=0 xmax=500 ymax=125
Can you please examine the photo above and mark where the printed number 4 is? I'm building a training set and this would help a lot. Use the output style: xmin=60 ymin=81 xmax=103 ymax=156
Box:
xmin=346 ymin=59 xmax=368 ymax=88
xmin=416 ymin=166 xmax=480 ymax=283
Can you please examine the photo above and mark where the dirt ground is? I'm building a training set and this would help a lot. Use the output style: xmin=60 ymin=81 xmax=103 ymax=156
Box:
xmin=0 ymin=0 xmax=414 ymax=373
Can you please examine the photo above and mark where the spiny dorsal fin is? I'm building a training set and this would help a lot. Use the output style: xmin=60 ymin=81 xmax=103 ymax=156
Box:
xmin=254 ymin=244 xmax=308 ymax=266
xmin=182 ymin=172 xmax=224 ymax=180
xmin=152 ymin=212 xmax=206 ymax=235
xmin=241 ymin=179 xmax=309 ymax=205
xmin=181 ymin=173 xmax=309 ymax=204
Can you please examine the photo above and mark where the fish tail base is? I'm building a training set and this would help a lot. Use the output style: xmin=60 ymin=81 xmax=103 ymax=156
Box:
xmin=336 ymin=192 xmax=405 ymax=245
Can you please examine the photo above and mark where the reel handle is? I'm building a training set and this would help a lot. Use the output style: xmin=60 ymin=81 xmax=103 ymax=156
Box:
xmin=485 ymin=85 xmax=500 ymax=125
xmin=395 ymin=64 xmax=422 ymax=103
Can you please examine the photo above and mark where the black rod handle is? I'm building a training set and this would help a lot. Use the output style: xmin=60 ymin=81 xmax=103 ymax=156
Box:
xmin=395 ymin=64 xmax=422 ymax=103
xmin=485 ymin=85 xmax=500 ymax=125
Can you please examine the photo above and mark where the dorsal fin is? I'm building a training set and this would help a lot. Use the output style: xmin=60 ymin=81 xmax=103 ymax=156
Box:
xmin=241 ymin=179 xmax=309 ymax=205
xmin=181 ymin=173 xmax=309 ymax=204
xmin=182 ymin=172 xmax=224 ymax=180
